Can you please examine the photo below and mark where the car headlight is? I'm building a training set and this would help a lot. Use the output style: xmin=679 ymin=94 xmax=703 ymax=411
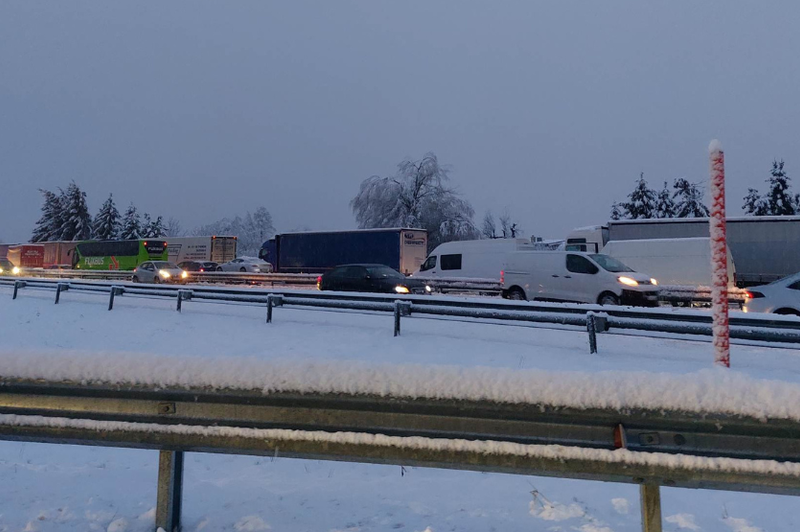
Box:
xmin=181 ymin=271 xmax=188 ymax=279
xmin=394 ymin=286 xmax=410 ymax=294
xmin=0 ymin=267 xmax=3 ymax=274
xmin=425 ymin=285 xmax=432 ymax=292
xmin=650 ymin=278 xmax=658 ymax=286
xmin=159 ymin=270 xmax=171 ymax=278
xmin=12 ymin=267 xmax=20 ymax=275
xmin=618 ymin=276 xmax=638 ymax=287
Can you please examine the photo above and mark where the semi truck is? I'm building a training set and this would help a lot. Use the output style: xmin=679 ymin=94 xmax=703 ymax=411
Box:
xmin=7 ymin=244 xmax=45 ymax=269
xmin=567 ymin=216 xmax=800 ymax=287
xmin=41 ymin=241 xmax=78 ymax=268
xmin=166 ymin=236 xmax=238 ymax=265
xmin=258 ymin=228 xmax=428 ymax=274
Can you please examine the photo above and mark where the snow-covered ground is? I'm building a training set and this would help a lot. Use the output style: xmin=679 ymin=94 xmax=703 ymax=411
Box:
xmin=1 ymin=286 xmax=799 ymax=531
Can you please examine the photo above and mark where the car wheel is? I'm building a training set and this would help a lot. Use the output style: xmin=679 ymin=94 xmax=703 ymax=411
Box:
xmin=132 ymin=275 xmax=139 ymax=283
xmin=153 ymin=276 xmax=160 ymax=284
xmin=216 ymin=266 xmax=223 ymax=272
xmin=775 ymin=308 xmax=800 ymax=317
xmin=507 ymin=287 xmax=526 ymax=301
xmin=240 ymin=267 xmax=247 ymax=272
xmin=598 ymin=292 xmax=620 ymax=306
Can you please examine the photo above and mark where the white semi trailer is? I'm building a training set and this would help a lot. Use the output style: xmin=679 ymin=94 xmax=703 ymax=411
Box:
xmin=167 ymin=236 xmax=238 ymax=265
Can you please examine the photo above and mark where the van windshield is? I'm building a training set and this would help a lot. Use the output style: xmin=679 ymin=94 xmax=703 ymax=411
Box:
xmin=590 ymin=254 xmax=634 ymax=273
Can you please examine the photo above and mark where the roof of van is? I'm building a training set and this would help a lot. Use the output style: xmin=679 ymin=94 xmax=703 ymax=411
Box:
xmin=429 ymin=239 xmax=533 ymax=253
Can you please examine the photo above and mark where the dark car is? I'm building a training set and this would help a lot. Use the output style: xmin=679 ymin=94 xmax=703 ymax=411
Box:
xmin=318 ymin=264 xmax=432 ymax=294
xmin=178 ymin=261 xmax=219 ymax=272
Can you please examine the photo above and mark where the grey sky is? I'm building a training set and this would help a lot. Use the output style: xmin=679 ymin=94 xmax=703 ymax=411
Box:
xmin=2 ymin=2 xmax=799 ymax=243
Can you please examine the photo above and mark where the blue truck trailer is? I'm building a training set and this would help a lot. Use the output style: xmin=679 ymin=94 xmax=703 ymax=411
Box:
xmin=258 ymin=228 xmax=428 ymax=274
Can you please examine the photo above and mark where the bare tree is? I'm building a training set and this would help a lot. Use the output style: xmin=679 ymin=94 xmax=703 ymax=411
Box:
xmin=163 ymin=217 xmax=184 ymax=237
xmin=498 ymin=209 xmax=521 ymax=238
xmin=350 ymin=153 xmax=477 ymax=250
xmin=481 ymin=211 xmax=497 ymax=239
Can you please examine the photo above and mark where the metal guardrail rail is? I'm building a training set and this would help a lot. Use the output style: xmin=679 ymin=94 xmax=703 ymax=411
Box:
xmin=4 ymin=277 xmax=800 ymax=345
xmin=0 ymin=377 xmax=798 ymax=531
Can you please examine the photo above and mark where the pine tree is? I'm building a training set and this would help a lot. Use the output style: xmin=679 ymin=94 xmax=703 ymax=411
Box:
xmin=91 ymin=193 xmax=120 ymax=240
xmin=141 ymin=213 xmax=153 ymax=237
xmin=31 ymin=189 xmax=66 ymax=242
xmin=59 ymin=181 xmax=92 ymax=240
xmin=743 ymin=188 xmax=768 ymax=216
xmin=672 ymin=178 xmax=710 ymax=218
xmin=610 ymin=202 xmax=624 ymax=220
xmin=624 ymin=173 xmax=657 ymax=219
xmin=654 ymin=181 xmax=676 ymax=218
xmin=764 ymin=160 xmax=796 ymax=215
xmin=145 ymin=215 xmax=165 ymax=238
xmin=120 ymin=203 xmax=142 ymax=239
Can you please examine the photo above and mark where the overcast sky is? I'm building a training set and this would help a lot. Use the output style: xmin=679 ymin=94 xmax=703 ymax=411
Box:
xmin=2 ymin=2 xmax=799 ymax=243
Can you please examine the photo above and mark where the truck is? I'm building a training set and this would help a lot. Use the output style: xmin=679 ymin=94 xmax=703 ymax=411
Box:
xmin=41 ymin=241 xmax=78 ymax=268
xmin=166 ymin=236 xmax=238 ymax=265
xmin=7 ymin=244 xmax=45 ymax=269
xmin=258 ymin=228 xmax=428 ymax=274
xmin=566 ymin=216 xmax=800 ymax=287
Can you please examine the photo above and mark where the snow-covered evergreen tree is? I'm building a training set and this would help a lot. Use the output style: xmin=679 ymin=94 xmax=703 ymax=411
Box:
xmin=120 ymin=203 xmax=142 ymax=240
xmin=610 ymin=202 xmax=623 ymax=220
xmin=673 ymin=178 xmax=710 ymax=218
xmin=143 ymin=215 xmax=165 ymax=238
xmin=31 ymin=188 xmax=66 ymax=242
xmin=654 ymin=181 xmax=676 ymax=218
xmin=91 ymin=193 xmax=120 ymax=240
xmin=59 ymin=182 xmax=92 ymax=240
xmin=764 ymin=160 xmax=796 ymax=215
xmin=623 ymin=173 xmax=657 ymax=219
xmin=742 ymin=188 xmax=769 ymax=216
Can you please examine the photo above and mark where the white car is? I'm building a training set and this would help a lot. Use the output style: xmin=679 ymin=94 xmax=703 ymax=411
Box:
xmin=217 ymin=258 xmax=273 ymax=273
xmin=132 ymin=261 xmax=188 ymax=284
xmin=743 ymin=273 xmax=800 ymax=316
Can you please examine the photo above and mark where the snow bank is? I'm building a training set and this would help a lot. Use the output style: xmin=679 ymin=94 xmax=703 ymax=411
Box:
xmin=3 ymin=350 xmax=800 ymax=421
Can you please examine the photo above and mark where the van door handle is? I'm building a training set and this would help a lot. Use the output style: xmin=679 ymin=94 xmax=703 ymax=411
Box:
xmin=551 ymin=274 xmax=559 ymax=278
xmin=564 ymin=275 xmax=572 ymax=279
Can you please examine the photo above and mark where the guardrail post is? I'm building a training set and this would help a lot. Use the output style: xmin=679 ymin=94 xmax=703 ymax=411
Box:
xmin=176 ymin=290 xmax=192 ymax=312
xmin=108 ymin=286 xmax=123 ymax=311
xmin=393 ymin=301 xmax=411 ymax=337
xmin=266 ymin=294 xmax=274 ymax=323
xmin=586 ymin=312 xmax=598 ymax=354
xmin=640 ymin=483 xmax=662 ymax=532
xmin=12 ymin=280 xmax=26 ymax=300
xmin=54 ymin=283 xmax=69 ymax=304
xmin=156 ymin=450 xmax=184 ymax=532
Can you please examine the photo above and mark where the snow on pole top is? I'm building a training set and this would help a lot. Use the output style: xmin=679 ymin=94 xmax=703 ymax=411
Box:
xmin=709 ymin=139 xmax=723 ymax=153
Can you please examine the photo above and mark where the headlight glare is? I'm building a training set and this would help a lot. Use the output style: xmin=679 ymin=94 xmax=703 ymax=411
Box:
xmin=650 ymin=278 xmax=658 ymax=286
xmin=394 ymin=285 xmax=410 ymax=294
xmin=159 ymin=270 xmax=171 ymax=278
xmin=618 ymin=276 xmax=638 ymax=287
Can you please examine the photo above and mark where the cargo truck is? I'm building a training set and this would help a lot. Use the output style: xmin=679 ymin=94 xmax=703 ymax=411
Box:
xmin=167 ymin=236 xmax=238 ymax=265
xmin=41 ymin=241 xmax=78 ymax=268
xmin=7 ymin=244 xmax=45 ymax=269
xmin=259 ymin=228 xmax=427 ymax=274
xmin=567 ymin=216 xmax=800 ymax=287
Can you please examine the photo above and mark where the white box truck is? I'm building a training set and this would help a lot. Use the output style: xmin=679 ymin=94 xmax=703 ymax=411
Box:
xmin=167 ymin=236 xmax=237 ymax=265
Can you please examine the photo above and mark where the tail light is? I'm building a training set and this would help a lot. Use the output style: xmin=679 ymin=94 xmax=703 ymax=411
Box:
xmin=745 ymin=290 xmax=765 ymax=299
xmin=316 ymin=276 xmax=322 ymax=290
xmin=200 ymin=268 xmax=204 ymax=272
xmin=500 ymin=270 xmax=505 ymax=285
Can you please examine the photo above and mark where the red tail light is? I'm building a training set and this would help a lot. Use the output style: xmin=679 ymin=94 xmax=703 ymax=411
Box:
xmin=316 ymin=276 xmax=322 ymax=290
xmin=500 ymin=270 xmax=505 ymax=285
xmin=200 ymin=268 xmax=204 ymax=272
xmin=745 ymin=291 xmax=764 ymax=299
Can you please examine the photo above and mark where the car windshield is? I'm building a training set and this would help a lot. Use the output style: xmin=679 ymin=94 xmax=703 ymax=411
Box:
xmin=366 ymin=266 xmax=405 ymax=279
xmin=153 ymin=261 xmax=178 ymax=269
xmin=589 ymin=254 xmax=634 ymax=273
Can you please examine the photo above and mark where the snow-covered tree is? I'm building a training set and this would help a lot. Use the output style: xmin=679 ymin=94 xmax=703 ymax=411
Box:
xmin=624 ymin=173 xmax=657 ymax=219
xmin=141 ymin=214 xmax=165 ymax=238
xmin=481 ymin=211 xmax=497 ymax=239
xmin=31 ymin=188 xmax=66 ymax=242
xmin=742 ymin=188 xmax=769 ymax=216
xmin=120 ymin=203 xmax=142 ymax=240
xmin=764 ymin=160 xmax=796 ymax=215
xmin=192 ymin=207 xmax=276 ymax=256
xmin=673 ymin=178 xmax=710 ymax=218
xmin=610 ymin=202 xmax=624 ymax=220
xmin=248 ymin=207 xmax=276 ymax=245
xmin=91 ymin=194 xmax=120 ymax=240
xmin=654 ymin=181 xmax=676 ymax=218
xmin=59 ymin=181 xmax=92 ymax=240
xmin=350 ymin=153 xmax=477 ymax=250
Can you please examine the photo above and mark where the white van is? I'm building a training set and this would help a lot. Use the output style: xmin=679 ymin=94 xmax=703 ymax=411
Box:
xmin=501 ymin=251 xmax=660 ymax=306
xmin=600 ymin=238 xmax=735 ymax=288
xmin=413 ymin=239 xmax=534 ymax=281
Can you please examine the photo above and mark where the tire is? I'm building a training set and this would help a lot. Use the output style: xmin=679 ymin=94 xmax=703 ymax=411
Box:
xmin=240 ymin=267 xmax=247 ymax=272
xmin=216 ymin=267 xmax=223 ymax=272
xmin=507 ymin=287 xmax=526 ymax=301
xmin=153 ymin=276 xmax=161 ymax=284
xmin=132 ymin=276 xmax=139 ymax=283
xmin=775 ymin=308 xmax=800 ymax=317
xmin=598 ymin=292 xmax=620 ymax=306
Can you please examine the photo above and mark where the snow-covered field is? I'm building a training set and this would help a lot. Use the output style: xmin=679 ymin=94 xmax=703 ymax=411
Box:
xmin=1 ymin=286 xmax=799 ymax=531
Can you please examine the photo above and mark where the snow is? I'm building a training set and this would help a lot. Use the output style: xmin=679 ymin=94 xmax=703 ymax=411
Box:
xmin=2 ymin=287 xmax=800 ymax=530
xmin=709 ymin=139 xmax=724 ymax=153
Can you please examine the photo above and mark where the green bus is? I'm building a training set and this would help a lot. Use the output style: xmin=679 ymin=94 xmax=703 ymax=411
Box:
xmin=72 ymin=239 xmax=168 ymax=270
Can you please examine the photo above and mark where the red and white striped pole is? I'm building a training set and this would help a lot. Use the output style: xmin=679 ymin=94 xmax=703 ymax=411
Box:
xmin=709 ymin=139 xmax=730 ymax=367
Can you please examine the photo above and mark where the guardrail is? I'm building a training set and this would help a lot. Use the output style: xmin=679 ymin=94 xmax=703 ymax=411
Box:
xmin=3 ymin=276 xmax=800 ymax=346
xmin=0 ymin=374 xmax=797 ymax=531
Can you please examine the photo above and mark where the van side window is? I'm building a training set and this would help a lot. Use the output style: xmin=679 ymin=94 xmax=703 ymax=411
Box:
xmin=440 ymin=254 xmax=462 ymax=271
xmin=566 ymin=254 xmax=599 ymax=275
xmin=789 ymin=281 xmax=800 ymax=291
xmin=420 ymin=256 xmax=437 ymax=271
